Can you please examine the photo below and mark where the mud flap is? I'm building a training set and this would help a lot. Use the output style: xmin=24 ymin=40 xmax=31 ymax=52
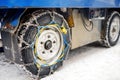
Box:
xmin=1 ymin=29 xmax=23 ymax=64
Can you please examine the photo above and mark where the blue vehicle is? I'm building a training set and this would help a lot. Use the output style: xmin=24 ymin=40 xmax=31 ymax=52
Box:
xmin=0 ymin=0 xmax=120 ymax=78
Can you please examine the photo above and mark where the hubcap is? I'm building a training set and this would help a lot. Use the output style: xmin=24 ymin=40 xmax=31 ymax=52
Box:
xmin=110 ymin=16 xmax=120 ymax=42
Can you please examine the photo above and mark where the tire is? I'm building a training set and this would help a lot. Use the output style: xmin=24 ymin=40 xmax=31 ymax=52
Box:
xmin=101 ymin=11 xmax=120 ymax=47
xmin=0 ymin=22 xmax=3 ymax=52
xmin=17 ymin=11 xmax=71 ymax=78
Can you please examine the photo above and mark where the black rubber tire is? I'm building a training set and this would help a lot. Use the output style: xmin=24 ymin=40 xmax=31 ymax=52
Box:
xmin=0 ymin=40 xmax=4 ymax=52
xmin=18 ymin=11 xmax=70 ymax=78
xmin=101 ymin=11 xmax=120 ymax=47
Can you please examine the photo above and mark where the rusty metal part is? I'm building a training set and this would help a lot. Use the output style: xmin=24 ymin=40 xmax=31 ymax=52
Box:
xmin=67 ymin=9 xmax=74 ymax=28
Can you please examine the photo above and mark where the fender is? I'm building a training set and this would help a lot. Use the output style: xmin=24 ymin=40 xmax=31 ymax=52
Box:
xmin=0 ymin=8 xmax=25 ymax=28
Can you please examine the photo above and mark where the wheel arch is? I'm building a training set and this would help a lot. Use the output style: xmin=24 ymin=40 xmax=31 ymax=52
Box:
xmin=20 ymin=8 xmax=74 ymax=28
xmin=0 ymin=8 xmax=25 ymax=28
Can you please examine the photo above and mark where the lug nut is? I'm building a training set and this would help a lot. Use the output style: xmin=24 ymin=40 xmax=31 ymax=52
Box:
xmin=42 ymin=51 xmax=45 ymax=54
xmin=50 ymin=50 xmax=53 ymax=53
xmin=53 ymin=41 xmax=56 ymax=43
xmin=48 ymin=35 xmax=50 ymax=38
xmin=40 ymin=42 xmax=43 ymax=44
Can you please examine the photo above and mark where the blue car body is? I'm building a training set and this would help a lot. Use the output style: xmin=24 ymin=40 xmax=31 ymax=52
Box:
xmin=0 ymin=0 xmax=120 ymax=8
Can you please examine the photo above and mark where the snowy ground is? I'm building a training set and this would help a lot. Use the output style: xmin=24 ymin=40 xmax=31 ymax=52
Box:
xmin=0 ymin=40 xmax=120 ymax=80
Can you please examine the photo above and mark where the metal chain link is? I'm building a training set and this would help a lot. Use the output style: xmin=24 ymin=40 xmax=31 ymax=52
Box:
xmin=15 ymin=11 xmax=71 ymax=79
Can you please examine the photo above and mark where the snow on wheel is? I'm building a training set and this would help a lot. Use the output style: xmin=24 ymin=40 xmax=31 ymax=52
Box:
xmin=17 ymin=11 xmax=71 ymax=78
xmin=102 ymin=11 xmax=120 ymax=47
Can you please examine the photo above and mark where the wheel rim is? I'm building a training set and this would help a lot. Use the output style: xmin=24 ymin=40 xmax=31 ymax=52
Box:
xmin=34 ymin=25 xmax=63 ymax=66
xmin=110 ymin=16 xmax=120 ymax=42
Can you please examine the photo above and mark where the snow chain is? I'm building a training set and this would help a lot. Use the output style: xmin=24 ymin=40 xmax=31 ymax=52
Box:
xmin=16 ymin=11 xmax=71 ymax=79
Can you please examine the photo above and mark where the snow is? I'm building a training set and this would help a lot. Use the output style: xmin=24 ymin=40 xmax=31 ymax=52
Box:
xmin=0 ymin=40 xmax=120 ymax=80
xmin=0 ymin=53 xmax=34 ymax=80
